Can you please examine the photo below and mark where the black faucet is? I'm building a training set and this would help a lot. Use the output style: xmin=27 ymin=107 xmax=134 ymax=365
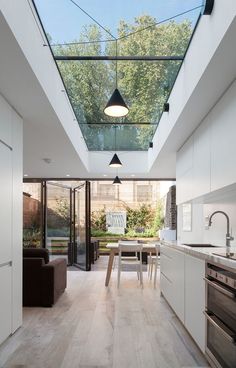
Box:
xmin=208 ymin=211 xmax=234 ymax=255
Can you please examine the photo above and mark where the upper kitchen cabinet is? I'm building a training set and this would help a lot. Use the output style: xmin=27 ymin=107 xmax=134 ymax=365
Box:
xmin=0 ymin=95 xmax=12 ymax=148
xmin=176 ymin=80 xmax=236 ymax=203
xmin=192 ymin=116 xmax=211 ymax=199
xmin=176 ymin=136 xmax=194 ymax=204
xmin=210 ymin=80 xmax=236 ymax=192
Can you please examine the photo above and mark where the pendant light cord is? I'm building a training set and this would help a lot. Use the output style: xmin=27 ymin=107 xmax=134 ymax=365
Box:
xmin=116 ymin=40 xmax=118 ymax=89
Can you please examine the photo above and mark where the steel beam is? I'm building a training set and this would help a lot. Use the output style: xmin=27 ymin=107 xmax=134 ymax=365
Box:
xmin=55 ymin=55 xmax=184 ymax=62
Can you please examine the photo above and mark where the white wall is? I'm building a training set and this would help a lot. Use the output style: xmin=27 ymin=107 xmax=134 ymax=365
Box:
xmin=178 ymin=197 xmax=236 ymax=247
xmin=0 ymin=94 xmax=23 ymax=345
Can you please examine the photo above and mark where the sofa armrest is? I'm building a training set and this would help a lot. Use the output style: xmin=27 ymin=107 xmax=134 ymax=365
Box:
xmin=23 ymin=257 xmax=45 ymax=306
xmin=42 ymin=258 xmax=67 ymax=306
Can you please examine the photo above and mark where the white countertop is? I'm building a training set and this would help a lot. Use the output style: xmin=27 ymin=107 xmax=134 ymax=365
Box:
xmin=160 ymin=240 xmax=236 ymax=270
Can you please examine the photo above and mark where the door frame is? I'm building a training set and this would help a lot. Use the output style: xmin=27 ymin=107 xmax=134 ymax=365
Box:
xmin=72 ymin=181 xmax=91 ymax=271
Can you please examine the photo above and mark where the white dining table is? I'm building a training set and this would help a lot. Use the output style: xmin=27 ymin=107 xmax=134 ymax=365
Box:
xmin=105 ymin=242 xmax=159 ymax=286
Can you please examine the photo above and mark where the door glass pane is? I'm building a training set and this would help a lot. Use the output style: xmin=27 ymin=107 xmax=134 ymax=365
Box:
xmin=46 ymin=183 xmax=71 ymax=262
xmin=23 ymin=183 xmax=42 ymax=248
xmin=74 ymin=182 xmax=90 ymax=270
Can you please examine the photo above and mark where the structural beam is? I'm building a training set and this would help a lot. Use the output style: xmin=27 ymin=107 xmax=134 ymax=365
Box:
xmin=55 ymin=55 xmax=184 ymax=62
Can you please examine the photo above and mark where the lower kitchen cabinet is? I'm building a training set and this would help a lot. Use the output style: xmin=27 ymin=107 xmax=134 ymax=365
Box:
xmin=160 ymin=246 xmax=185 ymax=323
xmin=185 ymin=254 xmax=205 ymax=353
xmin=160 ymin=246 xmax=206 ymax=353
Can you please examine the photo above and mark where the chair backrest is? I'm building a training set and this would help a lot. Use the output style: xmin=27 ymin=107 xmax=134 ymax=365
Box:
xmin=118 ymin=242 xmax=143 ymax=253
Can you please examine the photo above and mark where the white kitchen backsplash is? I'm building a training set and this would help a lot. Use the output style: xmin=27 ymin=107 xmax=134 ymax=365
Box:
xmin=177 ymin=196 xmax=236 ymax=247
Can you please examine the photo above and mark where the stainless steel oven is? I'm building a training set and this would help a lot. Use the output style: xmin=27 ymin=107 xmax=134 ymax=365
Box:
xmin=205 ymin=262 xmax=236 ymax=368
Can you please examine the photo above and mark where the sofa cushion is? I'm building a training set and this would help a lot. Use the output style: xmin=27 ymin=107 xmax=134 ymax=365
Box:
xmin=23 ymin=248 xmax=50 ymax=264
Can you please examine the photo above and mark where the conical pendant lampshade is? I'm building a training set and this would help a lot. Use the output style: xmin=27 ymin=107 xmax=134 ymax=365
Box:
xmin=113 ymin=175 xmax=122 ymax=185
xmin=109 ymin=153 xmax=122 ymax=168
xmin=104 ymin=88 xmax=129 ymax=117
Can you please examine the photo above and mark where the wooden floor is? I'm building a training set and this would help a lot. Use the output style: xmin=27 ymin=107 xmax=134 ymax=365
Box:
xmin=0 ymin=257 xmax=209 ymax=368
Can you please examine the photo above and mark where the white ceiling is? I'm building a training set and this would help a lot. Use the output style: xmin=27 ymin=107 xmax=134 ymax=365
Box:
xmin=0 ymin=11 xmax=89 ymax=178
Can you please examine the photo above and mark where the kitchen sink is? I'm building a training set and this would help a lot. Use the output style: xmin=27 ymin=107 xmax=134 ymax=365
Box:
xmin=183 ymin=243 xmax=218 ymax=248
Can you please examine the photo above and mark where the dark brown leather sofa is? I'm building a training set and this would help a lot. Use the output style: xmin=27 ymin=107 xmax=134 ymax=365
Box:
xmin=23 ymin=248 xmax=67 ymax=307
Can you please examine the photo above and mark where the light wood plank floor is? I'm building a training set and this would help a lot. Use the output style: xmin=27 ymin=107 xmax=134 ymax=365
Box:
xmin=0 ymin=257 xmax=209 ymax=368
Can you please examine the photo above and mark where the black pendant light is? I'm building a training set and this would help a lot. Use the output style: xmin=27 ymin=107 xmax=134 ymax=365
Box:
xmin=104 ymin=88 xmax=128 ymax=117
xmin=113 ymin=175 xmax=122 ymax=185
xmin=104 ymin=40 xmax=129 ymax=117
xmin=109 ymin=153 xmax=122 ymax=167
xmin=109 ymin=126 xmax=122 ymax=167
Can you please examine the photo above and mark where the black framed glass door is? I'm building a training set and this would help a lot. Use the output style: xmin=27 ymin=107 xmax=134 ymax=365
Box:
xmin=46 ymin=182 xmax=72 ymax=265
xmin=73 ymin=181 xmax=91 ymax=270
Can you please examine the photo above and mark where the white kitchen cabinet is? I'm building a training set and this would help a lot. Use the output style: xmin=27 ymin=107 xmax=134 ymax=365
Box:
xmin=210 ymin=81 xmax=236 ymax=192
xmin=185 ymin=254 xmax=205 ymax=353
xmin=177 ymin=80 xmax=236 ymax=203
xmin=0 ymin=144 xmax=12 ymax=264
xmin=161 ymin=246 xmax=206 ymax=353
xmin=176 ymin=136 xmax=194 ymax=205
xmin=0 ymin=95 xmax=12 ymax=147
xmin=193 ymin=117 xmax=211 ymax=198
xmin=160 ymin=246 xmax=185 ymax=323
xmin=0 ymin=264 xmax=12 ymax=345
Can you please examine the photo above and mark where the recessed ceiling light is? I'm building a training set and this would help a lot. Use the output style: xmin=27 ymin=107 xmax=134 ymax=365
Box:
xmin=66 ymin=174 xmax=70 ymax=177
xmin=42 ymin=158 xmax=52 ymax=164
xmin=103 ymin=174 xmax=107 ymax=177
xmin=131 ymin=174 xmax=135 ymax=177
xmin=24 ymin=174 xmax=28 ymax=177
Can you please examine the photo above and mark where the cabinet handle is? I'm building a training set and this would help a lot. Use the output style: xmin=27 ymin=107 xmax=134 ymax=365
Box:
xmin=203 ymin=277 xmax=235 ymax=299
xmin=0 ymin=261 xmax=12 ymax=268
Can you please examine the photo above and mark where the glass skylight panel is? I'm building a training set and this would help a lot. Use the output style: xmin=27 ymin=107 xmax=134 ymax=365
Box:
xmin=33 ymin=0 xmax=203 ymax=151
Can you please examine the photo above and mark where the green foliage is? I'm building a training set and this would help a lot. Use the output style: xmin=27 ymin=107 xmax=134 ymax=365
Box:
xmin=126 ymin=203 xmax=154 ymax=231
xmin=91 ymin=207 xmax=106 ymax=231
xmin=91 ymin=229 xmax=118 ymax=237
xmin=54 ymin=16 xmax=192 ymax=149
xmin=23 ymin=229 xmax=41 ymax=248
xmin=55 ymin=198 xmax=70 ymax=226
xmin=152 ymin=202 xmax=165 ymax=233
xmin=91 ymin=201 xmax=164 ymax=238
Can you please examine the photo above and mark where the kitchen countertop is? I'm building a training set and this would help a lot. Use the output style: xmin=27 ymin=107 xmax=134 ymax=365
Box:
xmin=160 ymin=240 xmax=236 ymax=270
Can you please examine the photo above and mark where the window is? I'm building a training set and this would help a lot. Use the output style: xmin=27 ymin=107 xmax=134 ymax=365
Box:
xmin=137 ymin=185 xmax=151 ymax=202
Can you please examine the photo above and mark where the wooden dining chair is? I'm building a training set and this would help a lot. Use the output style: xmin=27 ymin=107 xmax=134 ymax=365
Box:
xmin=148 ymin=243 xmax=160 ymax=283
xmin=117 ymin=242 xmax=143 ymax=288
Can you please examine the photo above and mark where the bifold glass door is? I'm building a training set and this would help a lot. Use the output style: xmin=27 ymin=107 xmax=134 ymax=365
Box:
xmin=73 ymin=181 xmax=91 ymax=270
xmin=46 ymin=182 xmax=72 ymax=264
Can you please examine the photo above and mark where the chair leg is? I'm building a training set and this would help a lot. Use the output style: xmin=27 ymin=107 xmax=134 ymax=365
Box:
xmin=117 ymin=256 xmax=121 ymax=288
xmin=140 ymin=261 xmax=143 ymax=288
xmin=148 ymin=254 xmax=150 ymax=277
xmin=150 ymin=259 xmax=153 ymax=280
xmin=154 ymin=258 xmax=158 ymax=288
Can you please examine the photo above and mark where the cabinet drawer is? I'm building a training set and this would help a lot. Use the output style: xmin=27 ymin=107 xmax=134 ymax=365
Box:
xmin=160 ymin=272 xmax=173 ymax=306
xmin=161 ymin=245 xmax=174 ymax=259
xmin=160 ymin=253 xmax=173 ymax=281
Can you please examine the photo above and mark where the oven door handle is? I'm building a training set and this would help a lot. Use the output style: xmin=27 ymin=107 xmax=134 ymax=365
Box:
xmin=203 ymin=277 xmax=235 ymax=299
xmin=204 ymin=311 xmax=236 ymax=343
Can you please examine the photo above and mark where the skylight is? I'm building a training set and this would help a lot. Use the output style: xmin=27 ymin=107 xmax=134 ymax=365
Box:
xmin=33 ymin=0 xmax=203 ymax=151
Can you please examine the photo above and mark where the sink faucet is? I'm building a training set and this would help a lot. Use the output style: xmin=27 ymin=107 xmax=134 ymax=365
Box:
xmin=208 ymin=211 xmax=234 ymax=255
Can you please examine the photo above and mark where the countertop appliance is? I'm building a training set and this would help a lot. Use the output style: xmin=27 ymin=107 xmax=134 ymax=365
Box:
xmin=204 ymin=261 xmax=236 ymax=368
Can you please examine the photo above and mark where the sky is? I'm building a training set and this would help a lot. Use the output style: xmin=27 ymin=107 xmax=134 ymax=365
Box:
xmin=34 ymin=0 xmax=203 ymax=44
